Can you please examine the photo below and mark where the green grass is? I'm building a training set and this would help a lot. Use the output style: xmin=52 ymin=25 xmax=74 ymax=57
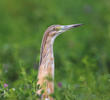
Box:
xmin=0 ymin=0 xmax=110 ymax=99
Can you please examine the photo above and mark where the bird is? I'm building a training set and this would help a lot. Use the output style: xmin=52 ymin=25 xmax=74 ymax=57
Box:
xmin=37 ymin=24 xmax=83 ymax=100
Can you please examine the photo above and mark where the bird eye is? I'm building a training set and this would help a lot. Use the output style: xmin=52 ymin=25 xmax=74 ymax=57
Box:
xmin=54 ymin=27 xmax=60 ymax=31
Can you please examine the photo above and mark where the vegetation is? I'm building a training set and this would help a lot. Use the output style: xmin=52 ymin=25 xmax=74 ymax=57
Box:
xmin=0 ymin=0 xmax=110 ymax=100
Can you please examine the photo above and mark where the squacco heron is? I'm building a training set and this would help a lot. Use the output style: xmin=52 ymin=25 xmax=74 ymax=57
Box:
xmin=37 ymin=24 xmax=83 ymax=100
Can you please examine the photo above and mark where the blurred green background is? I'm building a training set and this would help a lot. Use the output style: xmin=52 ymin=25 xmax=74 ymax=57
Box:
xmin=0 ymin=0 xmax=110 ymax=100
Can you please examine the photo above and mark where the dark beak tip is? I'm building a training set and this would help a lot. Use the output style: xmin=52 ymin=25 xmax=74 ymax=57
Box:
xmin=74 ymin=24 xmax=83 ymax=27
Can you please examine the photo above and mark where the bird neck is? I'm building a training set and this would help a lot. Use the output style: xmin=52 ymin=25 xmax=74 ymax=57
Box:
xmin=39 ymin=34 xmax=55 ymax=67
xmin=37 ymin=34 xmax=55 ymax=99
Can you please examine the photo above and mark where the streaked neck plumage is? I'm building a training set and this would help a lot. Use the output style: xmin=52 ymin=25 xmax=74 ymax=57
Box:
xmin=37 ymin=31 xmax=55 ymax=100
xmin=40 ymin=32 xmax=55 ymax=68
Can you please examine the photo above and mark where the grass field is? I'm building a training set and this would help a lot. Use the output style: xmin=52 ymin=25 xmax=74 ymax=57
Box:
xmin=0 ymin=0 xmax=110 ymax=100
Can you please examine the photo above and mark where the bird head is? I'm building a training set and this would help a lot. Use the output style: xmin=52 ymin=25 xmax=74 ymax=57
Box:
xmin=45 ymin=24 xmax=83 ymax=39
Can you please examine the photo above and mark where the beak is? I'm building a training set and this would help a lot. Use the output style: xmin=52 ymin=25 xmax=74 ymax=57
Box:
xmin=61 ymin=24 xmax=83 ymax=31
